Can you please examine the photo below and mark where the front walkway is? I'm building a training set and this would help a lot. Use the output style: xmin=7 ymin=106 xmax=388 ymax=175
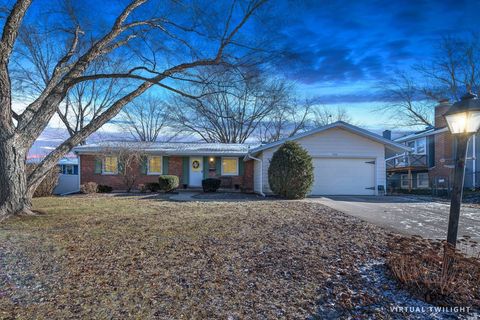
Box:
xmin=168 ymin=192 xmax=199 ymax=202
xmin=307 ymin=195 xmax=480 ymax=242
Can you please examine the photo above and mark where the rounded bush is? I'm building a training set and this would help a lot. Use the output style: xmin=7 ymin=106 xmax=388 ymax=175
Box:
xmin=268 ymin=141 xmax=314 ymax=199
xmin=158 ymin=175 xmax=179 ymax=192
xmin=202 ymin=178 xmax=221 ymax=192
xmin=80 ymin=182 xmax=98 ymax=194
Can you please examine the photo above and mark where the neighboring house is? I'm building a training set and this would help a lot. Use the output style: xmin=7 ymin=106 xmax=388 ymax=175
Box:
xmin=54 ymin=158 xmax=80 ymax=195
xmin=27 ymin=156 xmax=80 ymax=195
xmin=73 ymin=143 xmax=256 ymax=192
xmin=73 ymin=122 xmax=408 ymax=196
xmin=385 ymin=100 xmax=480 ymax=192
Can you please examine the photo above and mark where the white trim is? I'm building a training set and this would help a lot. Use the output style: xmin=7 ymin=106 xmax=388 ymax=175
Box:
xmin=221 ymin=157 xmax=239 ymax=176
xmin=417 ymin=172 xmax=429 ymax=188
xmin=406 ymin=137 xmax=426 ymax=155
xmin=102 ymin=156 xmax=118 ymax=175
xmin=400 ymin=174 xmax=409 ymax=189
xmin=247 ymin=155 xmax=265 ymax=196
xmin=77 ymin=155 xmax=81 ymax=192
xmin=147 ymin=155 xmax=162 ymax=175
xmin=249 ymin=121 xmax=410 ymax=155
xmin=395 ymin=127 xmax=448 ymax=143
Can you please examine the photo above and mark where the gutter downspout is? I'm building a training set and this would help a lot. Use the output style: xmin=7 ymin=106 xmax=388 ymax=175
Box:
xmin=246 ymin=154 xmax=265 ymax=197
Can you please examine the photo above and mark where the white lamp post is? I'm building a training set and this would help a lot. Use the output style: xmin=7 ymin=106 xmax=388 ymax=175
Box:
xmin=443 ymin=92 xmax=480 ymax=246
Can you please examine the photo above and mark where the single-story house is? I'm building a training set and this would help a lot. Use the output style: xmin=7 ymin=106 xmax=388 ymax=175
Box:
xmin=73 ymin=121 xmax=409 ymax=195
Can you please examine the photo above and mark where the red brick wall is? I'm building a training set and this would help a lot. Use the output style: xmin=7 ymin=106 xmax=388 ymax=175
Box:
xmin=169 ymin=156 xmax=184 ymax=184
xmin=429 ymin=131 xmax=454 ymax=183
xmin=80 ymin=154 xmax=159 ymax=190
xmin=429 ymin=100 xmax=454 ymax=184
xmin=80 ymin=154 xmax=254 ymax=192
xmin=434 ymin=100 xmax=450 ymax=128
xmin=242 ymin=160 xmax=254 ymax=192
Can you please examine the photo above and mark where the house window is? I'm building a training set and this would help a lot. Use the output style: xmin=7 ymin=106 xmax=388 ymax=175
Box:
xmin=103 ymin=156 xmax=118 ymax=174
xmin=221 ymin=157 xmax=238 ymax=176
xmin=416 ymin=138 xmax=426 ymax=154
xmin=400 ymin=174 xmax=410 ymax=189
xmin=406 ymin=138 xmax=426 ymax=155
xmin=148 ymin=156 xmax=162 ymax=175
xmin=417 ymin=173 xmax=429 ymax=188
xmin=61 ymin=164 xmax=76 ymax=175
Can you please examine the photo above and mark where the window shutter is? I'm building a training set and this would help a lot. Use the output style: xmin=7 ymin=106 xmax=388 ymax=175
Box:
xmin=203 ymin=156 xmax=209 ymax=179
xmin=163 ymin=156 xmax=169 ymax=175
xmin=94 ymin=157 xmax=102 ymax=174
xmin=239 ymin=158 xmax=244 ymax=176
xmin=215 ymin=157 xmax=221 ymax=176
xmin=182 ymin=157 xmax=189 ymax=185
xmin=118 ymin=159 xmax=125 ymax=175
xmin=139 ymin=156 xmax=147 ymax=174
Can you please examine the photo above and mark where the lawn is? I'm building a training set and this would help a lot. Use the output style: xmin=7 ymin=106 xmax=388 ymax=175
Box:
xmin=0 ymin=195 xmax=390 ymax=319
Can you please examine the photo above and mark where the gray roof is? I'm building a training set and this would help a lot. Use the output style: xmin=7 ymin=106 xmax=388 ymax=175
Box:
xmin=394 ymin=127 xmax=448 ymax=143
xmin=249 ymin=121 xmax=410 ymax=154
xmin=73 ymin=141 xmax=258 ymax=156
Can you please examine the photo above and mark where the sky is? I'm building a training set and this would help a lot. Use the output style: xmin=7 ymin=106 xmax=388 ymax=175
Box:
xmin=271 ymin=0 xmax=480 ymax=129
xmin=4 ymin=0 xmax=480 ymax=154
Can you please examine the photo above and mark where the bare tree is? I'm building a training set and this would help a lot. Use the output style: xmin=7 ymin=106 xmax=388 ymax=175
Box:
xmin=379 ymin=73 xmax=434 ymax=127
xmin=119 ymin=94 xmax=172 ymax=142
xmin=380 ymin=35 xmax=480 ymax=127
xmin=0 ymin=0 xmax=266 ymax=218
xmin=57 ymin=60 xmax=127 ymax=143
xmin=169 ymin=66 xmax=290 ymax=143
xmin=416 ymin=35 xmax=480 ymax=101
xmin=312 ymin=105 xmax=352 ymax=126
xmin=256 ymin=99 xmax=312 ymax=142
xmin=101 ymin=143 xmax=147 ymax=192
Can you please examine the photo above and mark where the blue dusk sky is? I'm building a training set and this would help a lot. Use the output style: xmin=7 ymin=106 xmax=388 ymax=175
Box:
xmin=270 ymin=0 xmax=479 ymax=129
xmin=4 ymin=0 xmax=480 ymax=138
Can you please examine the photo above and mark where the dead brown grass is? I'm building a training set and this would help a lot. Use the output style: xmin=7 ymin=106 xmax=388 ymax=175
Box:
xmin=0 ymin=195 xmax=388 ymax=319
xmin=387 ymin=235 xmax=480 ymax=307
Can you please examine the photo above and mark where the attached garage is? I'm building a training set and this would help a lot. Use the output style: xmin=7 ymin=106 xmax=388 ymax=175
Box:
xmin=311 ymin=158 xmax=375 ymax=195
xmin=247 ymin=121 xmax=408 ymax=196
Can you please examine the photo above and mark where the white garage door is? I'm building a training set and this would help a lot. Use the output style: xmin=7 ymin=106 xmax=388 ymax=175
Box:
xmin=311 ymin=158 xmax=375 ymax=195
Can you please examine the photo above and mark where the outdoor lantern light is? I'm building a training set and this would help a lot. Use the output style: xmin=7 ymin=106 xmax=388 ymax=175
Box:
xmin=209 ymin=157 xmax=215 ymax=163
xmin=444 ymin=92 xmax=480 ymax=134
xmin=443 ymin=91 xmax=480 ymax=247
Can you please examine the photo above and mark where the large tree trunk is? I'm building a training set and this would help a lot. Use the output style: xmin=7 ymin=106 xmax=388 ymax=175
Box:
xmin=0 ymin=137 xmax=34 ymax=218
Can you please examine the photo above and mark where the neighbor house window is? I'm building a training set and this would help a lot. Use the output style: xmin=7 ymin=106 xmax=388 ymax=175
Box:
xmin=417 ymin=173 xmax=429 ymax=188
xmin=61 ymin=164 xmax=77 ymax=175
xmin=406 ymin=138 xmax=426 ymax=154
xmin=221 ymin=157 xmax=238 ymax=176
xmin=148 ymin=156 xmax=162 ymax=175
xmin=415 ymin=138 xmax=426 ymax=154
xmin=103 ymin=156 xmax=118 ymax=174
xmin=400 ymin=174 xmax=410 ymax=189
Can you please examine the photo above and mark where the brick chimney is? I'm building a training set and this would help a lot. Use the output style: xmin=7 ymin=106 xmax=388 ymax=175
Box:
xmin=382 ymin=130 xmax=391 ymax=140
xmin=434 ymin=99 xmax=451 ymax=128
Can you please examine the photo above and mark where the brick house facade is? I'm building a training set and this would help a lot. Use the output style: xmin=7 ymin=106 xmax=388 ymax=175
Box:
xmin=77 ymin=146 xmax=255 ymax=192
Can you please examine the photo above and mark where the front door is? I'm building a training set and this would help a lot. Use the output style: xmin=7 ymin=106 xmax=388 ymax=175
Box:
xmin=189 ymin=157 xmax=203 ymax=187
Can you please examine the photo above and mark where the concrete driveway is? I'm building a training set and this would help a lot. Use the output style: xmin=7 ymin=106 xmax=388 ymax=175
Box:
xmin=307 ymin=195 xmax=480 ymax=241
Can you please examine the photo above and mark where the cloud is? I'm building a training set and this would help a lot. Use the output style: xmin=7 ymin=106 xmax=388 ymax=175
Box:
xmin=271 ymin=0 xmax=479 ymax=89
